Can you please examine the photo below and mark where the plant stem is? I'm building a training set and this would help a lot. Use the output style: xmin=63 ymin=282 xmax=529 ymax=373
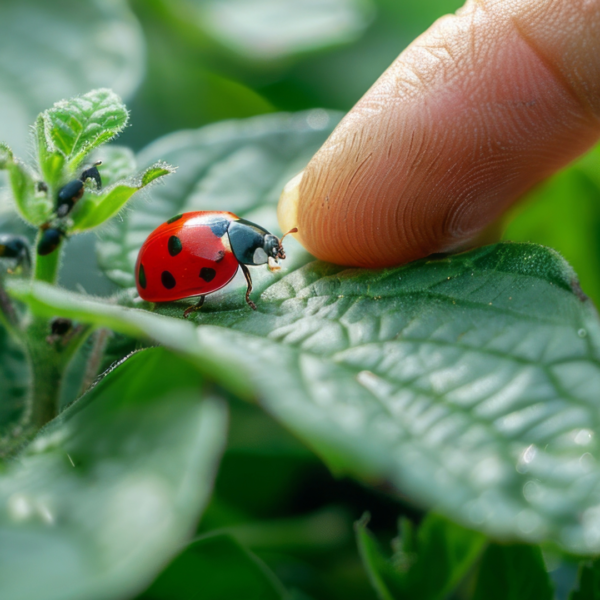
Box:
xmin=33 ymin=230 xmax=62 ymax=283
xmin=79 ymin=328 xmax=110 ymax=396
xmin=25 ymin=316 xmax=64 ymax=428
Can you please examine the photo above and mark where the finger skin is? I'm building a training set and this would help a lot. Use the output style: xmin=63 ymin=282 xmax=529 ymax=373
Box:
xmin=281 ymin=0 xmax=600 ymax=268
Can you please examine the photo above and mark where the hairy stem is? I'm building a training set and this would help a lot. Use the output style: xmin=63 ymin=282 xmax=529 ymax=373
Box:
xmin=79 ymin=328 xmax=110 ymax=396
xmin=25 ymin=317 xmax=63 ymax=427
xmin=25 ymin=317 xmax=93 ymax=428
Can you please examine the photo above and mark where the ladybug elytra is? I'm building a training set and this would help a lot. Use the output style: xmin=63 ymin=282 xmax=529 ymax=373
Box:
xmin=135 ymin=211 xmax=297 ymax=317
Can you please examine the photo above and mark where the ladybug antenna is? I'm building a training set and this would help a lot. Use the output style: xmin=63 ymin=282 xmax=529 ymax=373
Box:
xmin=280 ymin=227 xmax=298 ymax=242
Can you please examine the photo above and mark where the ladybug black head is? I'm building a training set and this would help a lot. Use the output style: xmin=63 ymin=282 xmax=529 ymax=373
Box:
xmin=263 ymin=234 xmax=285 ymax=261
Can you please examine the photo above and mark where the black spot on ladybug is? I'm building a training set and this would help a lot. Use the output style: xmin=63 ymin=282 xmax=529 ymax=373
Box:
xmin=215 ymin=250 xmax=225 ymax=262
xmin=161 ymin=270 xmax=176 ymax=289
xmin=138 ymin=263 xmax=147 ymax=289
xmin=167 ymin=213 xmax=183 ymax=224
xmin=200 ymin=267 xmax=216 ymax=282
xmin=168 ymin=235 xmax=182 ymax=256
xmin=207 ymin=218 xmax=230 ymax=238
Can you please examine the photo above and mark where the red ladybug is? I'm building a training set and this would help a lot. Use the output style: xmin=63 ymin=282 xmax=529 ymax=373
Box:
xmin=135 ymin=211 xmax=296 ymax=317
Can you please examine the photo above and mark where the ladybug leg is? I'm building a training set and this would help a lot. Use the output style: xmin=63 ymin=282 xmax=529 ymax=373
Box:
xmin=240 ymin=263 xmax=257 ymax=310
xmin=183 ymin=295 xmax=205 ymax=319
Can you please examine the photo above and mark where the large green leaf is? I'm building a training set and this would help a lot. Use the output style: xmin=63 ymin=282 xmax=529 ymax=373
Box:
xmin=0 ymin=0 xmax=144 ymax=156
xmin=138 ymin=533 xmax=289 ymax=599
xmin=197 ymin=0 xmax=375 ymax=61
xmin=96 ymin=110 xmax=342 ymax=287
xmin=0 ymin=347 xmax=227 ymax=600
xmin=12 ymin=242 xmax=600 ymax=556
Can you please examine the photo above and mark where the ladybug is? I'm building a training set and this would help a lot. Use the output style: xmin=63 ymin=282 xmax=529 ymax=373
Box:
xmin=56 ymin=161 xmax=102 ymax=217
xmin=135 ymin=211 xmax=297 ymax=318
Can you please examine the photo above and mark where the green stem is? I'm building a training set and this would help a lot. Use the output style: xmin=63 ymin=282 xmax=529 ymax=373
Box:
xmin=25 ymin=316 xmax=64 ymax=427
xmin=33 ymin=229 xmax=62 ymax=283
xmin=24 ymin=317 xmax=93 ymax=429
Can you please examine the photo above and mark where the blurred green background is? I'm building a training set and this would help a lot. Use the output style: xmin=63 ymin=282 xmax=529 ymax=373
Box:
xmin=1 ymin=0 xmax=597 ymax=598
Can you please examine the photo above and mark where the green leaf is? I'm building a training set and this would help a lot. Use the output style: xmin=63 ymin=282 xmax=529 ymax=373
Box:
xmin=197 ymin=0 xmax=375 ymax=61
xmin=570 ymin=558 xmax=600 ymax=600
xmin=94 ymin=145 xmax=137 ymax=187
xmin=6 ymin=279 xmax=247 ymax=399
xmin=15 ymin=242 xmax=600 ymax=554
xmin=70 ymin=161 xmax=175 ymax=233
xmin=41 ymin=89 xmax=129 ymax=171
xmin=356 ymin=514 xmax=485 ymax=600
xmin=139 ymin=533 xmax=289 ymax=600
xmin=0 ymin=324 xmax=30 ymax=454
xmin=472 ymin=544 xmax=553 ymax=600
xmin=504 ymin=142 xmax=600 ymax=309
xmin=0 ymin=347 xmax=227 ymax=600
xmin=96 ymin=110 xmax=342 ymax=287
xmin=0 ymin=0 xmax=143 ymax=156
xmin=0 ymin=141 xmax=52 ymax=225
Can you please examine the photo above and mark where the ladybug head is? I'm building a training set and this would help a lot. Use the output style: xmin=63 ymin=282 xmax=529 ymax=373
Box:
xmin=228 ymin=218 xmax=298 ymax=268
xmin=263 ymin=234 xmax=285 ymax=261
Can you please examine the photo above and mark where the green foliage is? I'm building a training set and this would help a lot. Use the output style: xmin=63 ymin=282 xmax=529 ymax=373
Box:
xmin=472 ymin=544 xmax=554 ymax=600
xmin=0 ymin=347 xmax=228 ymax=600
xmin=11 ymin=239 xmax=600 ymax=557
xmin=0 ymin=0 xmax=143 ymax=155
xmin=356 ymin=514 xmax=486 ymax=600
xmin=570 ymin=558 xmax=600 ymax=600
xmin=140 ymin=533 xmax=289 ymax=600
xmin=1 ymin=0 xmax=600 ymax=598
xmin=42 ymin=88 xmax=129 ymax=172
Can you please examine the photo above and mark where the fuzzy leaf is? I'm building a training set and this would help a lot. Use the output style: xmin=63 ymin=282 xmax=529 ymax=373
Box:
xmin=0 ymin=347 xmax=227 ymax=600
xmin=70 ymin=162 xmax=175 ymax=233
xmin=42 ymin=89 xmax=129 ymax=170
xmin=0 ymin=141 xmax=52 ymax=225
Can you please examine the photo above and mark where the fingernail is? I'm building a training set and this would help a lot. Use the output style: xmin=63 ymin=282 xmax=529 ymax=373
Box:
xmin=277 ymin=170 xmax=303 ymax=238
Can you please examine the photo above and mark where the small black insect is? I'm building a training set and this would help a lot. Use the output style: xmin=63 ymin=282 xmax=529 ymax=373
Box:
xmin=50 ymin=317 xmax=72 ymax=336
xmin=37 ymin=226 xmax=66 ymax=256
xmin=46 ymin=317 xmax=73 ymax=345
xmin=0 ymin=234 xmax=31 ymax=272
xmin=56 ymin=161 xmax=102 ymax=217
